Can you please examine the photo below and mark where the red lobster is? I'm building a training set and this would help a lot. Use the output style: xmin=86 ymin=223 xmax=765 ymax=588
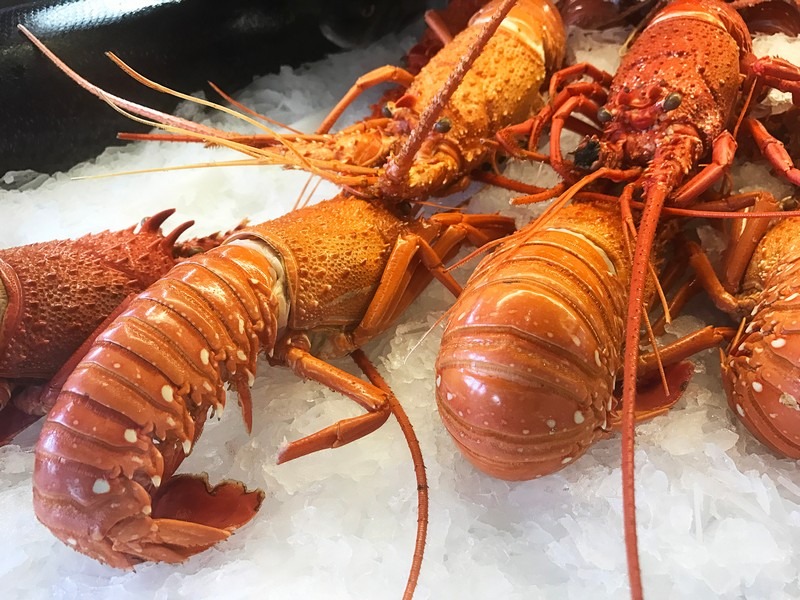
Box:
xmin=0 ymin=210 xmax=220 ymax=444
xmin=498 ymin=0 xmax=800 ymax=596
xmin=32 ymin=193 xmax=514 ymax=598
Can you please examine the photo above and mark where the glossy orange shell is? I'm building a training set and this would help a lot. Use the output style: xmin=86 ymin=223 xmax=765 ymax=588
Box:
xmin=436 ymin=201 xmax=652 ymax=480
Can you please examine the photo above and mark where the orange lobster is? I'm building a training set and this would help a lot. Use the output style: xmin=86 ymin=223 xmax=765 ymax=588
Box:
xmin=31 ymin=193 xmax=514 ymax=599
xmin=497 ymin=0 xmax=800 ymax=597
xmin=0 ymin=210 xmax=222 ymax=444
xmin=18 ymin=0 xmax=566 ymax=204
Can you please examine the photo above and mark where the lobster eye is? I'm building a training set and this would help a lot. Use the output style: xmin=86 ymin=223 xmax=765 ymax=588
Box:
xmin=433 ymin=117 xmax=452 ymax=133
xmin=663 ymin=92 xmax=682 ymax=111
xmin=381 ymin=103 xmax=394 ymax=118
xmin=596 ymin=106 xmax=613 ymax=124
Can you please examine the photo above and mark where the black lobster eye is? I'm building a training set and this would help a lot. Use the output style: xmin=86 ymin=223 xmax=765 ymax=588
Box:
xmin=663 ymin=92 xmax=682 ymax=111
xmin=596 ymin=106 xmax=613 ymax=124
xmin=433 ymin=117 xmax=452 ymax=133
xmin=381 ymin=103 xmax=394 ymax=118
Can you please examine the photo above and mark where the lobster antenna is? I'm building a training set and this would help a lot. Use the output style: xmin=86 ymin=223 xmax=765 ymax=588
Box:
xmin=385 ymin=0 xmax=519 ymax=184
xmin=105 ymin=52 xmax=288 ymax=139
xmin=350 ymin=350 xmax=428 ymax=600
xmin=207 ymin=81 xmax=303 ymax=135
xmin=17 ymin=25 xmax=225 ymax=140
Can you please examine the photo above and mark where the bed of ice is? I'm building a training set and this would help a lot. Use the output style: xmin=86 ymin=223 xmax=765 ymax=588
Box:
xmin=1 ymin=16 xmax=800 ymax=600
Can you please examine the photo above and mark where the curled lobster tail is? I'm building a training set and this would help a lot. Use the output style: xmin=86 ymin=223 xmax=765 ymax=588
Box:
xmin=34 ymin=243 xmax=278 ymax=568
xmin=437 ymin=201 xmax=640 ymax=480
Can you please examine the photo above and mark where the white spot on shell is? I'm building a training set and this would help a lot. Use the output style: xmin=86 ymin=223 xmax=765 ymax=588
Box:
xmin=446 ymin=393 xmax=455 ymax=401
xmin=522 ymin=429 xmax=531 ymax=435
xmin=113 ymin=363 xmax=121 ymax=369
xmin=247 ymin=369 xmax=255 ymax=387
xmin=92 ymin=479 xmax=111 ymax=494
xmin=594 ymin=350 xmax=602 ymax=367
xmin=786 ymin=292 xmax=799 ymax=302
xmin=161 ymin=385 xmax=174 ymax=403
xmin=152 ymin=475 xmax=162 ymax=488
xmin=142 ymin=505 xmax=152 ymax=515
xmin=571 ymin=335 xmax=581 ymax=347
xmin=238 ymin=316 xmax=245 ymax=334
xmin=124 ymin=429 xmax=137 ymax=443
xmin=736 ymin=404 xmax=745 ymax=417
xmin=573 ymin=411 xmax=585 ymax=424
xmin=771 ymin=338 xmax=787 ymax=349
xmin=780 ymin=393 xmax=800 ymax=411
xmin=562 ymin=457 xmax=572 ymax=464
xmin=752 ymin=381 xmax=764 ymax=393
xmin=546 ymin=419 xmax=556 ymax=429
xmin=166 ymin=417 xmax=176 ymax=427
xmin=183 ymin=440 xmax=192 ymax=455
xmin=66 ymin=538 xmax=77 ymax=546
xmin=237 ymin=350 xmax=247 ymax=361
xmin=200 ymin=349 xmax=210 ymax=365
xmin=436 ymin=375 xmax=441 ymax=387
xmin=203 ymin=381 xmax=213 ymax=392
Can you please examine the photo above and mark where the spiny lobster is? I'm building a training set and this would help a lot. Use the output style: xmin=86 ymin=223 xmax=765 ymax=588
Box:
xmin=684 ymin=191 xmax=800 ymax=458
xmin=18 ymin=0 xmax=566 ymax=204
xmin=31 ymin=193 xmax=514 ymax=598
xmin=496 ymin=0 xmax=800 ymax=596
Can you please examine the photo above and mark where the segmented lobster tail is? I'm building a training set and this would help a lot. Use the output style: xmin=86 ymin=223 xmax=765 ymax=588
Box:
xmin=436 ymin=201 xmax=632 ymax=479
xmin=33 ymin=242 xmax=279 ymax=568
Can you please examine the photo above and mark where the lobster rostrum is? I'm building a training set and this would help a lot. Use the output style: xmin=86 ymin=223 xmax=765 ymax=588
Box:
xmin=32 ymin=193 xmax=514 ymax=589
xmin=434 ymin=198 xmax=705 ymax=480
xmin=496 ymin=0 xmax=800 ymax=596
xmin=20 ymin=0 xmax=566 ymax=204
xmin=0 ymin=210 xmax=217 ymax=444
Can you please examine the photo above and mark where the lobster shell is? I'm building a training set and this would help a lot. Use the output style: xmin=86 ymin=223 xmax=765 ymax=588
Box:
xmin=436 ymin=200 xmax=673 ymax=480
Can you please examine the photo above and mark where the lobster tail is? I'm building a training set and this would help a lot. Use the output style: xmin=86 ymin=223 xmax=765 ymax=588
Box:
xmin=436 ymin=201 xmax=632 ymax=479
xmin=33 ymin=243 xmax=279 ymax=567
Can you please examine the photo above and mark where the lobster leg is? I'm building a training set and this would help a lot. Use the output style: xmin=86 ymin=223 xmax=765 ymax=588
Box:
xmin=751 ymin=56 xmax=800 ymax=96
xmin=671 ymin=131 xmax=738 ymax=205
xmin=276 ymin=347 xmax=393 ymax=463
xmin=316 ymin=66 xmax=416 ymax=134
xmin=744 ymin=118 xmax=800 ymax=186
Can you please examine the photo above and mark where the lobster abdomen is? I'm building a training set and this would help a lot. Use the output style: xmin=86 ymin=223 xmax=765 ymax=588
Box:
xmin=33 ymin=244 xmax=278 ymax=567
xmin=435 ymin=201 xmax=632 ymax=480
